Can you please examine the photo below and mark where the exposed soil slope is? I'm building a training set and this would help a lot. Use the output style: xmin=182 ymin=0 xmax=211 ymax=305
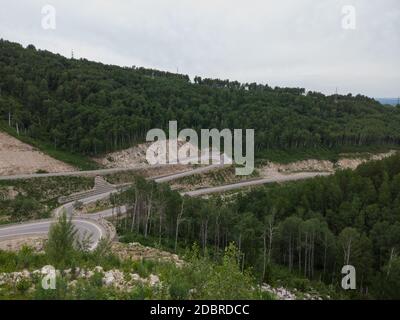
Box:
xmin=0 ymin=131 xmax=75 ymax=176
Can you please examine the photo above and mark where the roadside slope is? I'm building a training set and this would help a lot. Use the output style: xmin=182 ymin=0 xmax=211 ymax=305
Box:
xmin=0 ymin=131 xmax=75 ymax=176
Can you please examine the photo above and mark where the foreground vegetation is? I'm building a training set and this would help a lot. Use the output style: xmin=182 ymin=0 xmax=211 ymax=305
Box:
xmin=0 ymin=176 xmax=93 ymax=223
xmin=0 ymin=215 xmax=275 ymax=300
xmin=2 ymin=153 xmax=400 ymax=299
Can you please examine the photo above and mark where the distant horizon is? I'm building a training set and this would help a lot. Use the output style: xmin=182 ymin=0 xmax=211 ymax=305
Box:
xmin=375 ymin=97 xmax=400 ymax=105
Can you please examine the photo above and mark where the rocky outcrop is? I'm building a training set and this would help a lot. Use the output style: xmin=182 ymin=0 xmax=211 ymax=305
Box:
xmin=261 ymin=284 xmax=324 ymax=300
xmin=260 ymin=150 xmax=397 ymax=177
xmin=0 ymin=266 xmax=161 ymax=292
xmin=111 ymin=242 xmax=184 ymax=267
xmin=94 ymin=139 xmax=192 ymax=169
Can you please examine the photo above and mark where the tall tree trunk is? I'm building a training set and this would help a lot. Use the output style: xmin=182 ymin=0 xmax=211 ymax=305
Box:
xmin=131 ymin=192 xmax=138 ymax=232
xmin=144 ymin=189 xmax=153 ymax=238
xmin=262 ymin=231 xmax=267 ymax=281
xmin=203 ymin=219 xmax=208 ymax=252
xmin=323 ymin=233 xmax=328 ymax=279
xmin=174 ymin=198 xmax=185 ymax=251
xmin=298 ymin=231 xmax=302 ymax=274
xmin=387 ymin=247 xmax=396 ymax=277
xmin=158 ymin=207 xmax=163 ymax=244
xmin=267 ymin=216 xmax=275 ymax=265
xmin=304 ymin=233 xmax=308 ymax=277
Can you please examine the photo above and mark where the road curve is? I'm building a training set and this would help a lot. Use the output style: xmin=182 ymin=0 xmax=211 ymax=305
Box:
xmin=0 ymin=218 xmax=107 ymax=251
xmin=154 ymin=163 xmax=224 ymax=183
xmin=0 ymin=188 xmax=124 ymax=250
xmin=0 ymin=162 xmax=223 ymax=248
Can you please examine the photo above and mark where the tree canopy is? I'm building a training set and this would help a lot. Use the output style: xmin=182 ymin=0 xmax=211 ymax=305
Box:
xmin=1 ymin=39 xmax=400 ymax=157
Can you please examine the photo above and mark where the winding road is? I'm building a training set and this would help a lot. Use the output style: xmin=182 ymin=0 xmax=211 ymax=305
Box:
xmin=0 ymin=190 xmax=122 ymax=250
xmin=0 ymin=163 xmax=331 ymax=249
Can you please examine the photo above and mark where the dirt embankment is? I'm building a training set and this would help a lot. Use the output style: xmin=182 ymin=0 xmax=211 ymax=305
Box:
xmin=0 ymin=237 xmax=183 ymax=267
xmin=93 ymin=139 xmax=192 ymax=169
xmin=0 ymin=131 xmax=75 ymax=176
xmin=336 ymin=151 xmax=397 ymax=170
xmin=259 ymin=150 xmax=397 ymax=177
xmin=171 ymin=151 xmax=397 ymax=192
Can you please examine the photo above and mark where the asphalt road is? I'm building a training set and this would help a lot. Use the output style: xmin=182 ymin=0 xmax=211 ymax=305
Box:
xmin=0 ymin=162 xmax=220 ymax=248
xmin=0 ymin=188 xmax=124 ymax=250
xmin=0 ymin=218 xmax=106 ymax=250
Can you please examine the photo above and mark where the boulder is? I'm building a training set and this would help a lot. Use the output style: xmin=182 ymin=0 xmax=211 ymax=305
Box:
xmin=41 ymin=265 xmax=55 ymax=275
xmin=102 ymin=271 xmax=115 ymax=286
xmin=148 ymin=274 xmax=160 ymax=286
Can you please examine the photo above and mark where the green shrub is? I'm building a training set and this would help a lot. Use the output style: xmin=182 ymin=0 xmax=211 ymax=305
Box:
xmin=33 ymin=276 xmax=69 ymax=300
xmin=168 ymin=278 xmax=190 ymax=300
xmin=16 ymin=278 xmax=32 ymax=293
xmin=45 ymin=213 xmax=79 ymax=268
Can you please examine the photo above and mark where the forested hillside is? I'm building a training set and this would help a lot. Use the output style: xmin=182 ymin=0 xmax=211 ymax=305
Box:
xmin=111 ymin=153 xmax=400 ymax=299
xmin=1 ymin=39 xmax=400 ymax=157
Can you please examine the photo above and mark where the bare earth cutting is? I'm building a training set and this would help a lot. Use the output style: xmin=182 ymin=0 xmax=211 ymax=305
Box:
xmin=0 ymin=131 xmax=75 ymax=176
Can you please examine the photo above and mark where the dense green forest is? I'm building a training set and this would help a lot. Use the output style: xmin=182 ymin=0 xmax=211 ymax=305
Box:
xmin=108 ymin=153 xmax=400 ymax=299
xmin=1 ymin=39 xmax=400 ymax=159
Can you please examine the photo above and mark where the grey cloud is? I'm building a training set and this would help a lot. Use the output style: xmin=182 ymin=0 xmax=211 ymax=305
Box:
xmin=0 ymin=0 xmax=399 ymax=97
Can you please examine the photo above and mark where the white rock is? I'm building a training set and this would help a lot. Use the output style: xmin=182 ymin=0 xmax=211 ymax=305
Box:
xmin=22 ymin=270 xmax=30 ymax=278
xmin=32 ymin=270 xmax=41 ymax=276
xmin=79 ymin=269 xmax=87 ymax=278
xmin=130 ymin=273 xmax=141 ymax=281
xmin=148 ymin=274 xmax=160 ymax=286
xmin=94 ymin=266 xmax=103 ymax=273
xmin=103 ymin=271 xmax=115 ymax=286
xmin=41 ymin=265 xmax=55 ymax=275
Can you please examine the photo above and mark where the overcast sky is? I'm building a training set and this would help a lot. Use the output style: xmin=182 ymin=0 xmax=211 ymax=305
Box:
xmin=0 ymin=0 xmax=399 ymax=97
